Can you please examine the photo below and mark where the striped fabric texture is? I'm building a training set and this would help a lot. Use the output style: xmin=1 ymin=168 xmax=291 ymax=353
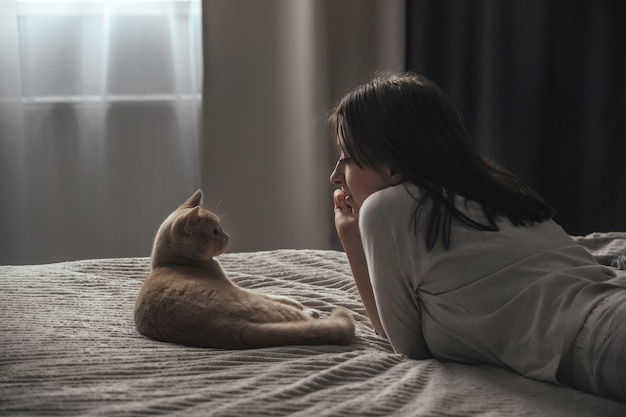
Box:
xmin=2 ymin=247 xmax=626 ymax=416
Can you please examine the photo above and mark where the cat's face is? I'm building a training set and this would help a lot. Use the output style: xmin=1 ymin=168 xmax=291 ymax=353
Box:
xmin=157 ymin=190 xmax=230 ymax=262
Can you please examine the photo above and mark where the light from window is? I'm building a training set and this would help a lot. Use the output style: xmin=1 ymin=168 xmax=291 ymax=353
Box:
xmin=13 ymin=0 xmax=202 ymax=103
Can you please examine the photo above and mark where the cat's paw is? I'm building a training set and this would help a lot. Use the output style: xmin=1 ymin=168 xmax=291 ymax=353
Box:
xmin=330 ymin=307 xmax=352 ymax=321
xmin=267 ymin=294 xmax=304 ymax=310
xmin=304 ymin=308 xmax=320 ymax=319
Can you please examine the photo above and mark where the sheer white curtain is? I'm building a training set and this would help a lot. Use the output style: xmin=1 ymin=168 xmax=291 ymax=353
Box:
xmin=0 ymin=0 xmax=202 ymax=264
xmin=201 ymin=0 xmax=405 ymax=252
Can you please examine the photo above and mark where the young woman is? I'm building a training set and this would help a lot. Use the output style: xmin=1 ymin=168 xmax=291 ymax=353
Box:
xmin=329 ymin=72 xmax=626 ymax=402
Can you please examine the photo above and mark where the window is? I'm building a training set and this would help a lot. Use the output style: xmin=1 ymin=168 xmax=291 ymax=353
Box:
xmin=13 ymin=0 xmax=202 ymax=103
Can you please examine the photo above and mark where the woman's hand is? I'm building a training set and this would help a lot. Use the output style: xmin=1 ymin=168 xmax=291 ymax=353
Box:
xmin=333 ymin=189 xmax=360 ymax=243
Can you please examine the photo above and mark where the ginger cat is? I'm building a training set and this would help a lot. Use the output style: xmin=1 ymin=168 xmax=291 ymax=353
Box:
xmin=134 ymin=190 xmax=355 ymax=348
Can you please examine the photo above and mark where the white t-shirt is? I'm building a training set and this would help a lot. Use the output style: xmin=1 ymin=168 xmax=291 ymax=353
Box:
xmin=359 ymin=183 xmax=623 ymax=382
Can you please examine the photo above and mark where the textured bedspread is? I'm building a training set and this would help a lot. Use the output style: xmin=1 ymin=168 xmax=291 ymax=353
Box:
xmin=2 ymin=234 xmax=626 ymax=416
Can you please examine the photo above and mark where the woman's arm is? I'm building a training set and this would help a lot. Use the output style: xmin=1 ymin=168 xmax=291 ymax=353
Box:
xmin=358 ymin=185 xmax=432 ymax=359
xmin=333 ymin=189 xmax=385 ymax=335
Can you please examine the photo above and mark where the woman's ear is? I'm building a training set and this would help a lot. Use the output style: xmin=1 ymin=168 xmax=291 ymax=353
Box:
xmin=384 ymin=166 xmax=403 ymax=185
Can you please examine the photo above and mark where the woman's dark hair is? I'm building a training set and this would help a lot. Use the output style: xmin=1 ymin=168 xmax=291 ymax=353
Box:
xmin=329 ymin=72 xmax=555 ymax=250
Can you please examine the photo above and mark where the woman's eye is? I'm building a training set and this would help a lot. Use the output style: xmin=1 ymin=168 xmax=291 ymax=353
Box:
xmin=339 ymin=157 xmax=353 ymax=164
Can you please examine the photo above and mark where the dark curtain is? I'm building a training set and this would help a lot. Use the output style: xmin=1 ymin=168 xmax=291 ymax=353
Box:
xmin=405 ymin=0 xmax=626 ymax=235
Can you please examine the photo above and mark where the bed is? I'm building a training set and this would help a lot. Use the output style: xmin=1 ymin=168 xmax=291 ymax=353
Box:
xmin=2 ymin=233 xmax=626 ymax=416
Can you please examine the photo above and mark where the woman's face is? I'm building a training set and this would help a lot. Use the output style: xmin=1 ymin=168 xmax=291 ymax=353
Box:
xmin=329 ymin=150 xmax=394 ymax=211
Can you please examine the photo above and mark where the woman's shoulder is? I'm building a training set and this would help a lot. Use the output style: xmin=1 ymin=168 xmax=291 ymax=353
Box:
xmin=360 ymin=183 xmax=419 ymax=225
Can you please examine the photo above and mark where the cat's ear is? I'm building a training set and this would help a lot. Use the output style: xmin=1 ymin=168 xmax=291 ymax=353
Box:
xmin=181 ymin=189 xmax=203 ymax=208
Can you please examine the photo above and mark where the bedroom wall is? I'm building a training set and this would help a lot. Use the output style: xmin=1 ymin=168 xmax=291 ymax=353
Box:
xmin=200 ymin=0 xmax=405 ymax=252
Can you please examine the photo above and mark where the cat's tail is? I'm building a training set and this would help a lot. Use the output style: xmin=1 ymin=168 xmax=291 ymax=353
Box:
xmin=204 ymin=307 xmax=355 ymax=349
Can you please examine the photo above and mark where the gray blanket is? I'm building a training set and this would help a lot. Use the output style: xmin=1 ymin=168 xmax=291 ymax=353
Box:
xmin=2 ymin=235 xmax=626 ymax=416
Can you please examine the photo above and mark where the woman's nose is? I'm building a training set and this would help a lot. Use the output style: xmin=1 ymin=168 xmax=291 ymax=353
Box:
xmin=329 ymin=161 xmax=343 ymax=185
